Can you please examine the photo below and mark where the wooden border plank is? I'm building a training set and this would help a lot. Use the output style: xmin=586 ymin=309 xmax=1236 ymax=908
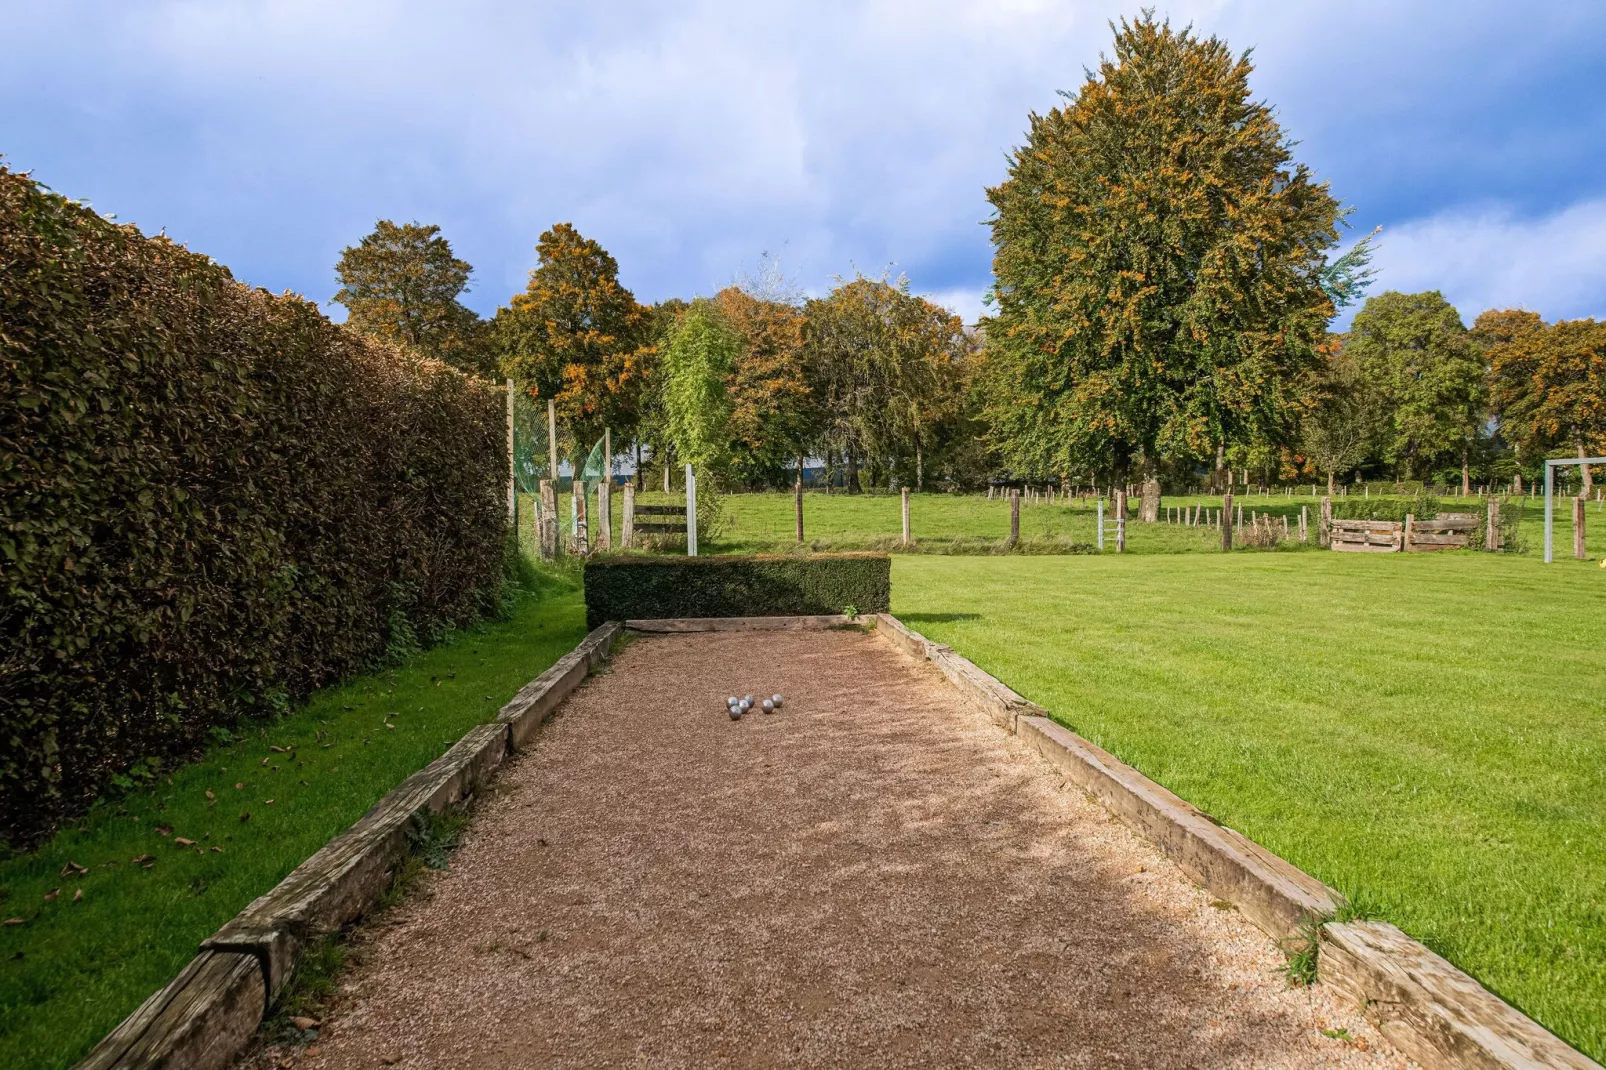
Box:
xmin=497 ymin=621 xmax=620 ymax=748
xmin=1322 ymin=922 xmax=1602 ymax=1070
xmin=77 ymin=951 xmax=265 ymax=1070
xmin=625 ymin=615 xmax=854 ymax=633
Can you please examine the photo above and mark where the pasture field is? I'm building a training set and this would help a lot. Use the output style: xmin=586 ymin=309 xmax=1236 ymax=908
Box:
xmin=0 ymin=575 xmax=588 ymax=1070
xmin=893 ymin=552 xmax=1606 ymax=1061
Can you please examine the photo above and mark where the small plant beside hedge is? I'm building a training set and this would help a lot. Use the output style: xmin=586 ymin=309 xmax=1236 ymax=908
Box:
xmin=583 ymin=553 xmax=890 ymax=629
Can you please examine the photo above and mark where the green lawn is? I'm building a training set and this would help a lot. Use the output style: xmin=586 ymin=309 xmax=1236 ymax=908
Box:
xmin=0 ymin=573 xmax=588 ymax=1070
xmin=527 ymin=487 xmax=1606 ymax=560
xmin=893 ymin=551 xmax=1606 ymax=1060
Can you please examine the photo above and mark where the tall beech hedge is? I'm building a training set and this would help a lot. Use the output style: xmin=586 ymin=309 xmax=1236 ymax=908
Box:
xmin=583 ymin=553 xmax=891 ymax=629
xmin=0 ymin=169 xmax=508 ymax=846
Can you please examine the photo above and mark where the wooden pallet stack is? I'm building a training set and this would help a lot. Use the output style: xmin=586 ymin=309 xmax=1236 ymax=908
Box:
xmin=1329 ymin=513 xmax=1479 ymax=553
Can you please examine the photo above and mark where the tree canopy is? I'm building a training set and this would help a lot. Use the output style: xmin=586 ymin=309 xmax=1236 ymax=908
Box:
xmin=982 ymin=14 xmax=1345 ymax=490
xmin=1345 ymin=290 xmax=1487 ymax=487
xmin=494 ymin=223 xmax=649 ymax=456
xmin=1485 ymin=312 xmax=1606 ymax=493
xmin=332 ymin=220 xmax=492 ymax=376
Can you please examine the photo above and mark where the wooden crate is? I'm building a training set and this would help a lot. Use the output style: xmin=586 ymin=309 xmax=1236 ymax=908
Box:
xmin=1330 ymin=519 xmax=1402 ymax=552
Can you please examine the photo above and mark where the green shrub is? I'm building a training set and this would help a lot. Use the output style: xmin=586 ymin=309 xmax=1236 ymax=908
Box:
xmin=0 ymin=168 xmax=507 ymax=847
xmin=583 ymin=553 xmax=890 ymax=628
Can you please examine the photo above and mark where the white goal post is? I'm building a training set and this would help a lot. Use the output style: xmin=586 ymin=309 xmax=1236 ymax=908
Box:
xmin=1543 ymin=456 xmax=1606 ymax=562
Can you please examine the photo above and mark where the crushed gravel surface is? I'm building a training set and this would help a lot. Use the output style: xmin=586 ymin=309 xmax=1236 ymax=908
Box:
xmin=260 ymin=627 xmax=1407 ymax=1069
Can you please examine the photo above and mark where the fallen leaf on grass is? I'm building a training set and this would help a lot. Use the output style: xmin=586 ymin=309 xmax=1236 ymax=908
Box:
xmin=322 ymin=743 xmax=333 ymax=749
xmin=175 ymin=837 xmax=195 ymax=847
xmin=73 ymin=889 xmax=83 ymax=902
xmin=3 ymin=918 xmax=25 ymax=926
xmin=156 ymin=825 xmax=172 ymax=837
xmin=60 ymin=861 xmax=87 ymax=878
xmin=235 ymin=782 xmax=244 ymax=790
xmin=264 ymin=799 xmax=275 ymax=805
xmin=205 ymin=790 xmax=215 ymax=800
xmin=211 ymin=846 xmax=223 ymax=853
xmin=43 ymin=889 xmax=60 ymax=902
xmin=132 ymin=854 xmax=154 ymax=865
xmin=384 ymin=723 xmax=395 ymax=730
xmin=290 ymin=1016 xmax=319 ymax=1030
xmin=260 ymin=757 xmax=270 ymax=766
xmin=269 ymin=745 xmax=290 ymax=753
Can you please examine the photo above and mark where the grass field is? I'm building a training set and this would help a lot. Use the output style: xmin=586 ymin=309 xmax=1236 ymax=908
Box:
xmin=893 ymin=551 xmax=1606 ymax=1060
xmin=0 ymin=573 xmax=588 ymax=1070
xmin=524 ymin=487 xmax=1606 ymax=559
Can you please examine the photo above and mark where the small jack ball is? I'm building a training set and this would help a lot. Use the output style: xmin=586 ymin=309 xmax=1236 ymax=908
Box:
xmin=771 ymin=694 xmax=784 ymax=708
xmin=761 ymin=699 xmax=775 ymax=714
xmin=729 ymin=706 xmax=742 ymax=720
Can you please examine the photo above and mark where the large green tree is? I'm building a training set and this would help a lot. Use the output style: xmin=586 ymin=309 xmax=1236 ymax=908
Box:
xmin=333 ymin=220 xmax=492 ymax=375
xmin=982 ymin=14 xmax=1347 ymax=519
xmin=802 ymin=276 xmax=970 ymax=493
xmin=1345 ymin=291 xmax=1487 ymax=489
xmin=660 ymin=299 xmax=739 ymax=482
xmin=494 ymin=223 xmax=649 ymax=460
xmin=713 ymin=286 xmax=817 ymax=488
xmin=1299 ymin=338 xmax=1382 ymax=494
xmin=1484 ymin=312 xmax=1606 ymax=497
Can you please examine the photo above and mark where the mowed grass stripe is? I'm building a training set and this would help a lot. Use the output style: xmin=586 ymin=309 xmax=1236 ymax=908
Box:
xmin=893 ymin=553 xmax=1606 ymax=1062
xmin=0 ymin=577 xmax=587 ymax=1070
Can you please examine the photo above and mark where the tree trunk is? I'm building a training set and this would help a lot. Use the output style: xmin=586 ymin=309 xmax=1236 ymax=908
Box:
xmin=1214 ymin=442 xmax=1225 ymax=492
xmin=1580 ymin=438 xmax=1595 ymax=497
xmin=1139 ymin=454 xmax=1161 ymax=523
xmin=635 ymin=442 xmax=643 ymax=492
xmin=916 ymin=444 xmax=924 ymax=493
xmin=1327 ymin=469 xmax=1336 ymax=496
xmin=663 ymin=451 xmax=671 ymax=493
xmin=846 ymin=447 xmax=862 ymax=495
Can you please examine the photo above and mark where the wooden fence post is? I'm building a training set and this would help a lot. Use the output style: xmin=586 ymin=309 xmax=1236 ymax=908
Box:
xmin=1097 ymin=498 xmax=1104 ymax=550
xmin=795 ymin=479 xmax=804 ymax=542
xmin=596 ymin=479 xmax=611 ymax=551
xmin=1485 ymin=498 xmax=1498 ymax=552
xmin=1299 ymin=505 xmax=1308 ymax=542
xmin=1009 ymin=488 xmax=1021 ymax=545
xmin=574 ymin=480 xmax=589 ymax=555
xmin=622 ymin=483 xmax=635 ymax=548
xmin=1115 ymin=489 xmax=1127 ymax=553
xmin=1222 ymin=493 xmax=1233 ymax=550
xmin=539 ymin=480 xmax=558 ymax=560
xmin=901 ymin=486 xmax=911 ymax=547
xmin=505 ymin=380 xmax=516 ymax=524
xmin=1574 ymin=496 xmax=1587 ymax=559
xmin=1403 ymin=513 xmax=1414 ymax=553
xmin=1319 ymin=496 xmax=1332 ymax=549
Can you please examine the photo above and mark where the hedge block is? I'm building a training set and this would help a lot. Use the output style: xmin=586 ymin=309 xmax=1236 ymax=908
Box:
xmin=583 ymin=554 xmax=890 ymax=629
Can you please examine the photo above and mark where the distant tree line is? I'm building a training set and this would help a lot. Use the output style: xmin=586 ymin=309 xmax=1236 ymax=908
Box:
xmin=331 ymin=14 xmax=1604 ymax=502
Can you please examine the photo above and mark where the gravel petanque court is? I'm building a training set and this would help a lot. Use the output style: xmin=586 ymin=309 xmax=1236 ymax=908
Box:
xmin=268 ymin=626 xmax=1403 ymax=1069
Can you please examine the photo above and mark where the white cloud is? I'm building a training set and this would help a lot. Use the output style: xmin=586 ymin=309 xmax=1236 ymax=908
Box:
xmin=1368 ymin=199 xmax=1606 ymax=324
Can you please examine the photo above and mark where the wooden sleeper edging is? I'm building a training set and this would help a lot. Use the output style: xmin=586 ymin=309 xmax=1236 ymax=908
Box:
xmin=624 ymin=614 xmax=854 ymax=633
xmin=1320 ymin=921 xmax=1601 ymax=1070
xmin=498 ymin=621 xmax=621 ymax=748
xmin=76 ymin=952 xmax=265 ymax=1070
xmin=872 ymin=612 xmax=1603 ymax=1070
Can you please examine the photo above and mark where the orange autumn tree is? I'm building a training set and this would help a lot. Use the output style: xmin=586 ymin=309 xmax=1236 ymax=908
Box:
xmin=1484 ymin=312 xmax=1606 ymax=497
xmin=712 ymin=286 xmax=816 ymax=486
xmin=494 ymin=223 xmax=650 ymax=459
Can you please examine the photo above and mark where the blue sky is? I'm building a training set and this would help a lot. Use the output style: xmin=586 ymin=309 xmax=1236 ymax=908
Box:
xmin=4 ymin=0 xmax=1604 ymax=328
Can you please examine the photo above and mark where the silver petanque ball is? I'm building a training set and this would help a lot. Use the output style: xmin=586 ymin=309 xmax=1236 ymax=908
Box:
xmin=729 ymin=705 xmax=742 ymax=720
xmin=771 ymin=694 xmax=784 ymax=709
xmin=761 ymin=699 xmax=775 ymax=714
xmin=727 ymin=696 xmax=740 ymax=707
xmin=744 ymin=694 xmax=754 ymax=704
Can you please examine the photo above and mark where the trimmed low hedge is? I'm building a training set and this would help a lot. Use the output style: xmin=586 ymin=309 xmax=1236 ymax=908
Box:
xmin=583 ymin=553 xmax=890 ymax=629
xmin=1 ymin=168 xmax=508 ymax=847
